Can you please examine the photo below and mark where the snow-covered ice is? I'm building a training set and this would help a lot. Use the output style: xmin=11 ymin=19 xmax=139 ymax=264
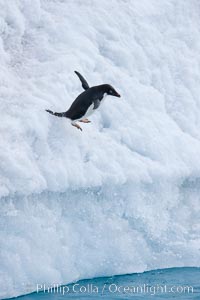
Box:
xmin=0 ymin=0 xmax=200 ymax=298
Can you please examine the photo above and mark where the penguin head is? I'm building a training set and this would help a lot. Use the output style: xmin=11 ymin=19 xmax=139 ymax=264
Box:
xmin=105 ymin=84 xmax=121 ymax=98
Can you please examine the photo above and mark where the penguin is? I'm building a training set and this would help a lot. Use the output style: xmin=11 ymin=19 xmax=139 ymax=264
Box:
xmin=46 ymin=71 xmax=121 ymax=131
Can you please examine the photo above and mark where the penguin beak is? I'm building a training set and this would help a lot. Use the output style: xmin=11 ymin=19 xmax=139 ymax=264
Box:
xmin=115 ymin=92 xmax=121 ymax=97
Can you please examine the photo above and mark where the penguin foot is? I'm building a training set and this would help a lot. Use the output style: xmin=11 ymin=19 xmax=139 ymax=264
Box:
xmin=71 ymin=123 xmax=82 ymax=131
xmin=79 ymin=119 xmax=91 ymax=123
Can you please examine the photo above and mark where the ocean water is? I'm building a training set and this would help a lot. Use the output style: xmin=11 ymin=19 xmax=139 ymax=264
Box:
xmin=12 ymin=268 xmax=200 ymax=300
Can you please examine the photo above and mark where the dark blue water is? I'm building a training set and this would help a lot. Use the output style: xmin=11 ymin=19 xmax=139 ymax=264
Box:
xmin=11 ymin=268 xmax=200 ymax=300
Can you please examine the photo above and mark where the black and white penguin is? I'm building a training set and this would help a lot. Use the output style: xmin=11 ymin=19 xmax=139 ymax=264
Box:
xmin=46 ymin=71 xmax=121 ymax=131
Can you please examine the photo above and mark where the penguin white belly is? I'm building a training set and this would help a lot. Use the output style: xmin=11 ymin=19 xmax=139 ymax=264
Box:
xmin=72 ymin=103 xmax=95 ymax=123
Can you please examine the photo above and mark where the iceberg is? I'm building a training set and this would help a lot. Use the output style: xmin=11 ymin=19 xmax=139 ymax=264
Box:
xmin=0 ymin=0 xmax=200 ymax=298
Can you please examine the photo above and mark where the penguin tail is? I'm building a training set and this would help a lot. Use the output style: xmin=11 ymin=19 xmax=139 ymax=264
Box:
xmin=46 ymin=109 xmax=54 ymax=115
xmin=46 ymin=109 xmax=66 ymax=117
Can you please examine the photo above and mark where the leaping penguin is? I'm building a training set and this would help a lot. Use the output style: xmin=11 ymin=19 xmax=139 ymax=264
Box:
xmin=46 ymin=71 xmax=121 ymax=131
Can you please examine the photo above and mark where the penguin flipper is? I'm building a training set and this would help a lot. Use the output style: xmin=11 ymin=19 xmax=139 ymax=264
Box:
xmin=93 ymin=99 xmax=101 ymax=109
xmin=74 ymin=71 xmax=89 ymax=90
